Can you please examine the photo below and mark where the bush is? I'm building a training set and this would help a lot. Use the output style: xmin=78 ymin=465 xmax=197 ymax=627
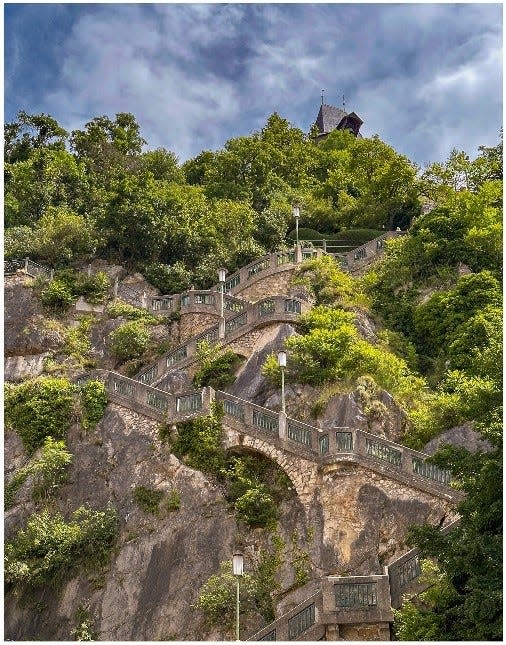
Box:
xmin=54 ymin=268 xmax=110 ymax=304
xmin=193 ymin=343 xmax=241 ymax=389
xmin=234 ymin=486 xmax=278 ymax=528
xmin=4 ymin=225 xmax=36 ymax=259
xmin=166 ymin=488 xmax=181 ymax=512
xmin=63 ymin=317 xmax=94 ymax=367
xmin=5 ymin=505 xmax=119 ymax=587
xmin=109 ymin=320 xmax=151 ymax=361
xmin=5 ymin=437 xmax=72 ymax=509
xmin=141 ymin=261 xmax=193 ymax=295
xmin=40 ymin=279 xmax=75 ymax=312
xmin=107 ymin=299 xmax=159 ymax=324
xmin=5 ymin=377 xmax=75 ymax=453
xmin=172 ymin=402 xmax=226 ymax=475
xmin=79 ymin=380 xmax=108 ymax=429
xmin=133 ymin=486 xmax=164 ymax=514
xmin=293 ymin=255 xmax=367 ymax=306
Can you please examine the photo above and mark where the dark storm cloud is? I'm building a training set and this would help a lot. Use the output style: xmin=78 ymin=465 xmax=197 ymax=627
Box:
xmin=4 ymin=3 xmax=502 ymax=165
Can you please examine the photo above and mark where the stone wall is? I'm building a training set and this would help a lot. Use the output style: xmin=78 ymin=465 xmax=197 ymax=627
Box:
xmin=178 ymin=311 xmax=220 ymax=343
xmin=233 ymin=270 xmax=296 ymax=302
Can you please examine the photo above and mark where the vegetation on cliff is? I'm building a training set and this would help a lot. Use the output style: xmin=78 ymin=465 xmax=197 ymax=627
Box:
xmin=3 ymin=108 xmax=502 ymax=640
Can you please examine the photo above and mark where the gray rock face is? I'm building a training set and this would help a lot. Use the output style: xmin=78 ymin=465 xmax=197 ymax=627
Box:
xmin=4 ymin=353 xmax=50 ymax=381
xmin=4 ymin=276 xmax=63 ymax=358
xmin=424 ymin=422 xmax=493 ymax=455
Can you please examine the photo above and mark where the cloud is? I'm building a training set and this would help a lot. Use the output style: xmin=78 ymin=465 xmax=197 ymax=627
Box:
xmin=4 ymin=3 xmax=503 ymax=165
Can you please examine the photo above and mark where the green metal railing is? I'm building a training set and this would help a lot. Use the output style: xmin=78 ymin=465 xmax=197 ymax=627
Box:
xmin=334 ymin=582 xmax=377 ymax=607
xmin=113 ymin=378 xmax=135 ymax=397
xmin=366 ymin=438 xmax=402 ymax=467
xmin=225 ymin=312 xmax=247 ymax=333
xmin=138 ymin=365 xmax=158 ymax=385
xmin=176 ymin=392 xmax=203 ymax=413
xmin=253 ymin=409 xmax=278 ymax=433
xmin=412 ymin=457 xmax=451 ymax=485
xmin=287 ymin=421 xmax=312 ymax=446
xmin=147 ymin=391 xmax=168 ymax=410
xmin=287 ymin=604 xmax=315 ymax=640
xmin=166 ymin=346 xmax=188 ymax=367
xmin=335 ymin=432 xmax=353 ymax=452
xmin=223 ymin=398 xmax=245 ymax=420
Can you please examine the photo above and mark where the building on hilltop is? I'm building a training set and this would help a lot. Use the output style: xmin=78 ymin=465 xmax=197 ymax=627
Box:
xmin=314 ymin=102 xmax=363 ymax=139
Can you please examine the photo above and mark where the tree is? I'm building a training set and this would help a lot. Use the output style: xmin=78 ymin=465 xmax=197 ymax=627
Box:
xmin=4 ymin=111 xmax=67 ymax=163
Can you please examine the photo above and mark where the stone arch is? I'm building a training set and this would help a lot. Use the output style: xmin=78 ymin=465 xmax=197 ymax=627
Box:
xmin=222 ymin=425 xmax=319 ymax=512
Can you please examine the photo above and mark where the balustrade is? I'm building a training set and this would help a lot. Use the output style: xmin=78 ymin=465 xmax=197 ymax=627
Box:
xmin=412 ymin=457 xmax=451 ymax=485
xmin=253 ymin=409 xmax=278 ymax=433
xmin=319 ymin=434 xmax=329 ymax=455
xmin=176 ymin=391 xmax=203 ymax=413
xmin=224 ymin=273 xmax=241 ymax=292
xmin=147 ymin=391 xmax=168 ymax=411
xmin=138 ymin=365 xmax=158 ymax=385
xmin=287 ymin=603 xmax=315 ymax=640
xmin=113 ymin=378 xmax=135 ymax=397
xmin=152 ymin=297 xmax=174 ymax=311
xmin=225 ymin=312 xmax=247 ymax=333
xmin=398 ymin=554 xmax=421 ymax=588
xmin=335 ymin=431 xmax=353 ymax=452
xmin=247 ymin=258 xmax=269 ymax=278
xmin=223 ymin=397 xmax=245 ymax=421
xmin=166 ymin=346 xmax=188 ymax=367
xmin=287 ymin=421 xmax=312 ymax=447
xmin=225 ymin=298 xmax=245 ymax=313
xmin=334 ymin=582 xmax=378 ymax=608
xmin=365 ymin=438 xmax=402 ymax=466
xmin=284 ymin=299 xmax=301 ymax=314
xmin=258 ymin=299 xmax=275 ymax=317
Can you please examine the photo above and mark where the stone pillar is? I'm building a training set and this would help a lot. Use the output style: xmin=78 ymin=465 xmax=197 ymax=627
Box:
xmin=295 ymin=244 xmax=303 ymax=263
xmin=325 ymin=624 xmax=340 ymax=641
xmin=24 ymin=257 xmax=29 ymax=273
xmin=113 ymin=277 xmax=119 ymax=298
xmin=219 ymin=317 xmax=226 ymax=339
xmin=278 ymin=411 xmax=287 ymax=440
xmin=141 ymin=291 xmax=148 ymax=309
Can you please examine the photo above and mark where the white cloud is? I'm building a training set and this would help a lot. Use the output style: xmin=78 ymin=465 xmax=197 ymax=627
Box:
xmin=7 ymin=3 xmax=502 ymax=164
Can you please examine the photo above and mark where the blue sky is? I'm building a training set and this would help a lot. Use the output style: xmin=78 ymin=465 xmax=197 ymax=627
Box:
xmin=4 ymin=3 xmax=503 ymax=166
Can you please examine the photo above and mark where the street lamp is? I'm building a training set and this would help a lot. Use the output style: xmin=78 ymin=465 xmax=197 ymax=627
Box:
xmin=232 ymin=552 xmax=244 ymax=641
xmin=218 ymin=268 xmax=226 ymax=338
xmin=278 ymin=350 xmax=287 ymax=414
xmin=292 ymin=206 xmax=300 ymax=248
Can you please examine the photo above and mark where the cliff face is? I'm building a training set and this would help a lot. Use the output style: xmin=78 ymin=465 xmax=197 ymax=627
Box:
xmin=4 ymin=271 xmax=459 ymax=641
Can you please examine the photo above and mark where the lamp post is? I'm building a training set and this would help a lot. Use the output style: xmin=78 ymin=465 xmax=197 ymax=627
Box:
xmin=218 ymin=268 xmax=226 ymax=339
xmin=278 ymin=350 xmax=287 ymax=414
xmin=232 ymin=552 xmax=244 ymax=641
xmin=292 ymin=205 xmax=300 ymax=248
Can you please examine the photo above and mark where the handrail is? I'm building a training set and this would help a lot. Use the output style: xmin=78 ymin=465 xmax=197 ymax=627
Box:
xmin=136 ymin=295 xmax=309 ymax=387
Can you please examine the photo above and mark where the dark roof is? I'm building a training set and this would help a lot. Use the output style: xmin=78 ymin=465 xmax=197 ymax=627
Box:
xmin=315 ymin=103 xmax=347 ymax=134
xmin=315 ymin=105 xmax=364 ymax=136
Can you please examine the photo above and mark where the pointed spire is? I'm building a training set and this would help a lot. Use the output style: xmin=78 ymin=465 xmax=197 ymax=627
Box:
xmin=321 ymin=89 xmax=325 ymax=105
xmin=342 ymin=94 xmax=346 ymax=111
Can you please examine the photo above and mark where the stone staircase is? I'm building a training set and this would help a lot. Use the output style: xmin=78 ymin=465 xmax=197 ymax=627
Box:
xmin=7 ymin=230 xmax=460 ymax=640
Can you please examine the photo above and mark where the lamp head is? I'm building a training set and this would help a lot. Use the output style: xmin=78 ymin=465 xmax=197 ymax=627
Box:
xmin=292 ymin=205 xmax=300 ymax=219
xmin=218 ymin=268 xmax=227 ymax=283
xmin=277 ymin=350 xmax=287 ymax=368
xmin=232 ymin=552 xmax=244 ymax=576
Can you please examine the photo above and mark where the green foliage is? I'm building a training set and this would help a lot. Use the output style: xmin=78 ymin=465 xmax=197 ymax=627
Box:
xmin=172 ymin=402 xmax=226 ymax=475
xmin=107 ymin=299 xmax=159 ymax=324
xmin=166 ymin=488 xmax=181 ymax=512
xmin=291 ymin=531 xmax=311 ymax=587
xmin=4 ymin=377 xmax=75 ymax=454
xmin=30 ymin=207 xmax=97 ymax=266
xmin=196 ymin=561 xmax=258 ymax=631
xmin=396 ymin=434 xmax=502 ymax=640
xmin=5 ymin=437 xmax=72 ymax=509
xmin=133 ymin=486 xmax=164 ymax=514
xmin=51 ymin=268 xmax=110 ymax=304
xmin=109 ymin=320 xmax=151 ymax=361
xmin=40 ymin=279 xmax=75 ymax=312
xmin=63 ymin=317 xmax=94 ymax=367
xmin=79 ymin=380 xmax=108 ymax=430
xmin=193 ymin=341 xmax=241 ymax=389
xmin=140 ymin=260 xmax=193 ymax=294
xmin=4 ymin=225 xmax=36 ymax=258
xmin=5 ymin=505 xmax=119 ymax=588
xmin=70 ymin=605 xmax=97 ymax=641
xmin=221 ymin=455 xmax=280 ymax=529
xmin=293 ymin=255 xmax=367 ymax=306
xmin=234 ymin=487 xmax=278 ymax=529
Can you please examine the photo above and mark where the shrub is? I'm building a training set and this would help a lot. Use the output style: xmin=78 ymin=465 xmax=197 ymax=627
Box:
xmin=107 ymin=299 xmax=159 ymax=324
xmin=193 ymin=343 xmax=241 ymax=389
xmin=79 ymin=380 xmax=108 ymax=429
xmin=5 ymin=505 xmax=119 ymax=587
xmin=141 ymin=261 xmax=193 ymax=295
xmin=196 ymin=561 xmax=258 ymax=630
xmin=5 ymin=437 xmax=72 ymax=509
xmin=40 ymin=279 xmax=75 ymax=312
xmin=166 ymin=488 xmax=181 ymax=512
xmin=109 ymin=320 xmax=151 ymax=361
xmin=63 ymin=317 xmax=94 ymax=367
xmin=5 ymin=377 xmax=75 ymax=453
xmin=293 ymin=255 xmax=367 ymax=306
xmin=172 ymin=402 xmax=226 ymax=475
xmin=4 ymin=225 xmax=36 ymax=259
xmin=70 ymin=606 xmax=97 ymax=641
xmin=75 ymin=271 xmax=110 ymax=304
xmin=133 ymin=486 xmax=163 ymax=514
xmin=234 ymin=486 xmax=278 ymax=528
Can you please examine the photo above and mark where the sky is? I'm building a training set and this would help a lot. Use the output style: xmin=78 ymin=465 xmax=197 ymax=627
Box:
xmin=4 ymin=3 xmax=503 ymax=167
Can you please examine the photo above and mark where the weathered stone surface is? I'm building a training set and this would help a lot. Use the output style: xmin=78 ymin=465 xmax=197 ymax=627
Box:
xmin=4 ymin=352 xmax=50 ymax=381
xmin=424 ymin=421 xmax=493 ymax=455
xmin=4 ymin=276 xmax=63 ymax=357
xmin=179 ymin=311 xmax=219 ymax=342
